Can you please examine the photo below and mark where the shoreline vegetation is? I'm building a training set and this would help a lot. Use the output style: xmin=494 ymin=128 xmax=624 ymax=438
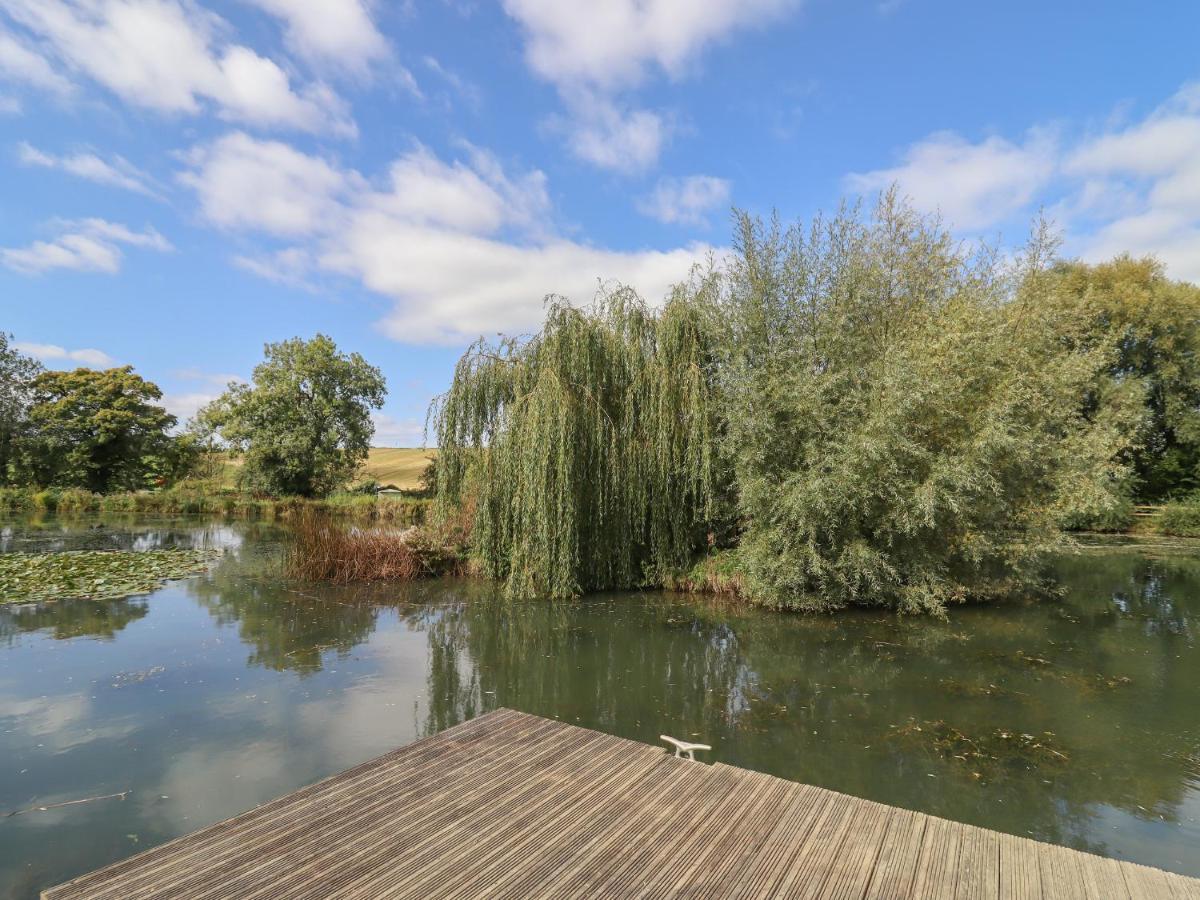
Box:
xmin=7 ymin=195 xmax=1200 ymax=614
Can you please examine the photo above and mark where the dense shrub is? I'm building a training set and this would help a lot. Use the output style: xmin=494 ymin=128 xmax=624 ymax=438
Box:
xmin=1157 ymin=498 xmax=1200 ymax=537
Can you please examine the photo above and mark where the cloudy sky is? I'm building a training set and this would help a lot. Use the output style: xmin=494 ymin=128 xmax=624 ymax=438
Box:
xmin=2 ymin=1 xmax=1199 ymax=444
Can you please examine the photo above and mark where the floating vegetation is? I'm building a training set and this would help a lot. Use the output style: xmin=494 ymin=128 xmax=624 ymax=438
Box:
xmin=937 ymin=678 xmax=1026 ymax=699
xmin=890 ymin=719 xmax=1071 ymax=778
xmin=0 ymin=549 xmax=218 ymax=604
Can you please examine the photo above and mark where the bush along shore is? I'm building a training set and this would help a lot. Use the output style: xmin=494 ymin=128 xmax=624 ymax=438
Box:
xmin=0 ymin=484 xmax=430 ymax=525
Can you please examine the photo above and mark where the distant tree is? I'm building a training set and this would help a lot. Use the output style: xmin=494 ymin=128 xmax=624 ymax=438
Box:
xmin=24 ymin=366 xmax=176 ymax=492
xmin=1047 ymin=256 xmax=1200 ymax=500
xmin=0 ymin=334 xmax=42 ymax=486
xmin=199 ymin=335 xmax=386 ymax=498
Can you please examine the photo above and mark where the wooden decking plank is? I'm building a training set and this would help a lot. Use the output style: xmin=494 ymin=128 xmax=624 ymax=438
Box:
xmin=145 ymin=712 xmax=572 ymax=900
xmin=957 ymin=824 xmax=1001 ymax=900
xmin=725 ymin=784 xmax=836 ymax=900
xmin=1036 ymin=842 xmax=1089 ymax=900
xmin=310 ymin=727 xmax=644 ymax=898
xmin=1122 ymin=860 xmax=1191 ymax=900
xmin=863 ymin=808 xmax=929 ymax=899
xmin=362 ymin=736 xmax=669 ymax=898
xmin=668 ymin=769 xmax=799 ymax=900
xmin=910 ymin=814 xmax=965 ymax=897
xmin=484 ymin=755 xmax=696 ymax=900
xmin=433 ymin=743 xmax=675 ymax=900
xmin=805 ymin=796 xmax=895 ymax=900
xmin=636 ymin=768 xmax=788 ymax=899
xmin=40 ymin=710 xmax=1200 ymax=900
xmin=117 ymin=713 xmax=573 ymax=900
xmin=758 ymin=788 xmax=859 ymax=898
xmin=43 ymin=709 xmax=528 ymax=900
xmin=532 ymin=760 xmax=725 ymax=898
xmin=256 ymin=720 xmax=613 ymax=900
xmin=998 ymin=831 xmax=1043 ymax=900
xmin=554 ymin=763 xmax=744 ymax=898
xmin=1073 ymin=848 xmax=1129 ymax=899
xmin=777 ymin=793 xmax=892 ymax=900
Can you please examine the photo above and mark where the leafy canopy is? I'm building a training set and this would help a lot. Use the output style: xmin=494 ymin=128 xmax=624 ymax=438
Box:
xmin=200 ymin=334 xmax=386 ymax=498
xmin=433 ymin=285 xmax=726 ymax=599
xmin=24 ymin=365 xmax=176 ymax=493
xmin=718 ymin=194 xmax=1132 ymax=614
xmin=0 ymin=334 xmax=42 ymax=486
xmin=1046 ymin=256 xmax=1200 ymax=501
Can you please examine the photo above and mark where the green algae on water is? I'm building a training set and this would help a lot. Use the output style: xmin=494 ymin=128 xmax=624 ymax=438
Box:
xmin=0 ymin=549 xmax=218 ymax=604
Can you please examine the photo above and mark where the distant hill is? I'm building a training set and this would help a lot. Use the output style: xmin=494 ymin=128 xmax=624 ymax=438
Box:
xmin=215 ymin=447 xmax=436 ymax=492
xmin=363 ymin=447 xmax=436 ymax=490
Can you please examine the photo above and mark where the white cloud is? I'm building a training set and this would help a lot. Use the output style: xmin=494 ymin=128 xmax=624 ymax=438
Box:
xmin=0 ymin=0 xmax=355 ymax=136
xmin=14 ymin=342 xmax=115 ymax=367
xmin=370 ymin=412 xmax=426 ymax=447
xmin=638 ymin=174 xmax=731 ymax=226
xmin=501 ymin=0 xmax=799 ymax=172
xmin=182 ymin=132 xmax=714 ymax=344
xmin=502 ymin=0 xmax=798 ymax=90
xmin=0 ymin=26 xmax=74 ymax=94
xmin=1 ymin=218 xmax=171 ymax=275
xmin=180 ymin=132 xmax=353 ymax=236
xmin=845 ymin=129 xmax=1058 ymax=231
xmin=161 ymin=390 xmax=218 ymax=423
xmin=243 ymin=0 xmax=387 ymax=76
xmin=232 ymin=247 xmax=318 ymax=290
xmin=17 ymin=141 xmax=160 ymax=196
xmin=368 ymin=143 xmax=551 ymax=235
xmin=554 ymin=90 xmax=670 ymax=174
xmin=841 ymin=80 xmax=1200 ymax=285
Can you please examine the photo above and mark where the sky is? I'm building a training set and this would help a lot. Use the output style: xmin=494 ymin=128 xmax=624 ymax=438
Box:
xmin=2 ymin=0 xmax=1199 ymax=445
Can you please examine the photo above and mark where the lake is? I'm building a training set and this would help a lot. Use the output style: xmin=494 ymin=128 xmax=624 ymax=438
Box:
xmin=1 ymin=517 xmax=1197 ymax=898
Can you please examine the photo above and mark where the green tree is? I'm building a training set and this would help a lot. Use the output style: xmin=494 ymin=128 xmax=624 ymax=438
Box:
xmin=433 ymin=285 xmax=727 ymax=599
xmin=718 ymin=194 xmax=1132 ymax=614
xmin=199 ymin=334 xmax=386 ymax=498
xmin=24 ymin=366 xmax=176 ymax=492
xmin=0 ymin=334 xmax=42 ymax=486
xmin=1047 ymin=256 xmax=1200 ymax=500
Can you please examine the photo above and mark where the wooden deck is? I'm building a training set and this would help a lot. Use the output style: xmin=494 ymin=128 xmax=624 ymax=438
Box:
xmin=44 ymin=708 xmax=1200 ymax=899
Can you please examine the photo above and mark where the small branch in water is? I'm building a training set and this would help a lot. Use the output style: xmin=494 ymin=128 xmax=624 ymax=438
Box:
xmin=3 ymin=790 xmax=131 ymax=818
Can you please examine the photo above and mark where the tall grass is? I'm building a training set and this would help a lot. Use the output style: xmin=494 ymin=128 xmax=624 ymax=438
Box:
xmin=0 ymin=484 xmax=429 ymax=523
xmin=1157 ymin=497 xmax=1200 ymax=537
xmin=283 ymin=514 xmax=453 ymax=583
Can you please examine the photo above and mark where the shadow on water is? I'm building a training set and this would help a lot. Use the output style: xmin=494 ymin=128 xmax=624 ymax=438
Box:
xmin=0 ymin=522 xmax=1197 ymax=897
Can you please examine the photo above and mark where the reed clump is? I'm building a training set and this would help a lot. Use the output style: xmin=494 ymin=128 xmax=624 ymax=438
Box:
xmin=284 ymin=513 xmax=456 ymax=583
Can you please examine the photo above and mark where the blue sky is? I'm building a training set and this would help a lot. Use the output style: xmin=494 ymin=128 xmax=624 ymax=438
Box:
xmin=2 ymin=0 xmax=1199 ymax=444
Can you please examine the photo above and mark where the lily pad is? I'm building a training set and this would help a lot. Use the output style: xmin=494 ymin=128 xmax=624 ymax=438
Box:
xmin=0 ymin=549 xmax=219 ymax=604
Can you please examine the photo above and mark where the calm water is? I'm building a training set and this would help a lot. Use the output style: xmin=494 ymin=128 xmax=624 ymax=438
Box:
xmin=1 ymin=519 xmax=1198 ymax=897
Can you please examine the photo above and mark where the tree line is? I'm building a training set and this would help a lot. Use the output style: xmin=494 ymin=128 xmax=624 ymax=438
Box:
xmin=0 ymin=334 xmax=385 ymax=498
xmin=433 ymin=192 xmax=1200 ymax=612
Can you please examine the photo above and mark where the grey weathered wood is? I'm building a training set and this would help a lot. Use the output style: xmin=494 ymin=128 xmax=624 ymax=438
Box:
xmin=42 ymin=709 xmax=1200 ymax=900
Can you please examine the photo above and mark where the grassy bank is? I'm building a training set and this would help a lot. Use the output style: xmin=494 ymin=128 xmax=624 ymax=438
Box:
xmin=0 ymin=484 xmax=430 ymax=524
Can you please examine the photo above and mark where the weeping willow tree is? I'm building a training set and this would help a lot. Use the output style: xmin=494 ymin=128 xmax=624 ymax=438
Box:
xmin=431 ymin=284 xmax=727 ymax=599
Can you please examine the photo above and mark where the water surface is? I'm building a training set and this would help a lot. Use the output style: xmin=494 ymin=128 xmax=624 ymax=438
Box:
xmin=1 ymin=518 xmax=1197 ymax=897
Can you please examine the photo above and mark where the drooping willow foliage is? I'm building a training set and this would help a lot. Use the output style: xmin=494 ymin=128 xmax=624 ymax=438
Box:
xmin=431 ymin=284 xmax=727 ymax=599
xmin=432 ymin=191 xmax=1162 ymax=614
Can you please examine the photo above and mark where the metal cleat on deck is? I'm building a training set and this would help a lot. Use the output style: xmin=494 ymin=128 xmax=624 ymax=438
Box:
xmin=660 ymin=735 xmax=711 ymax=761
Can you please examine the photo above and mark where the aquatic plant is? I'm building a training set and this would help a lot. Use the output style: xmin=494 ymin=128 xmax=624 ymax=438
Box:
xmin=0 ymin=548 xmax=218 ymax=604
xmin=283 ymin=513 xmax=456 ymax=583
